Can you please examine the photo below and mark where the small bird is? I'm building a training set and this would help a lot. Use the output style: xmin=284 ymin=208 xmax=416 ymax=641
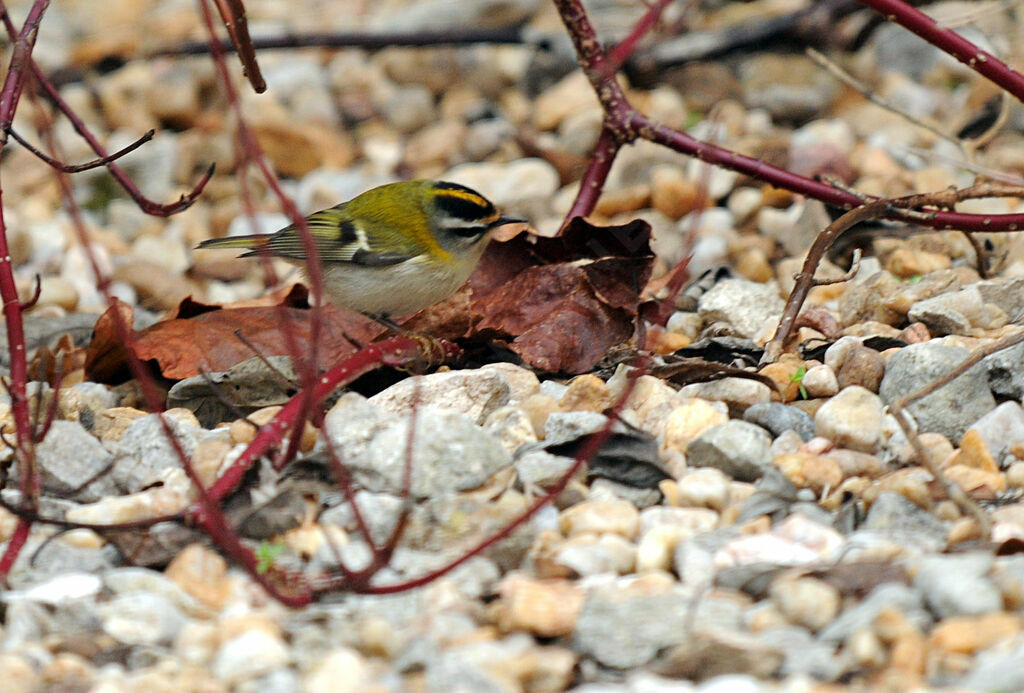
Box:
xmin=197 ymin=180 xmax=523 ymax=325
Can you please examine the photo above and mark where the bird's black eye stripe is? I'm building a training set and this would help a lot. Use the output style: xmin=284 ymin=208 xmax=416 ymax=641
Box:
xmin=446 ymin=226 xmax=488 ymax=238
xmin=432 ymin=183 xmax=495 ymax=222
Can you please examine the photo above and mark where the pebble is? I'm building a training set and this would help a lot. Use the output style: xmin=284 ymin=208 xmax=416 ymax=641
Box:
xmin=677 ymin=378 xmax=772 ymax=417
xmin=323 ymin=396 xmax=512 ymax=498
xmin=213 ymin=629 xmax=291 ymax=684
xmin=743 ymin=402 xmax=815 ymax=442
xmin=686 ymin=421 xmax=774 ymax=482
xmin=559 ymin=500 xmax=640 ymax=539
xmin=697 ymin=278 xmax=784 ymax=339
xmin=769 ymin=576 xmax=841 ymax=631
xmin=670 ymin=469 xmax=731 ymax=512
xmin=34 ymin=420 xmax=117 ymax=501
xmin=800 ymin=364 xmax=838 ymax=398
xmin=368 ymin=368 xmax=511 ymax=425
xmin=879 ymin=341 xmax=997 ymax=442
xmin=814 ymin=386 xmax=884 ymax=453
xmin=663 ymin=399 xmax=729 ymax=452
xmin=836 ymin=345 xmax=886 ymax=393
xmin=494 ymin=573 xmax=584 ymax=637
xmin=914 ymin=553 xmax=1002 ymax=618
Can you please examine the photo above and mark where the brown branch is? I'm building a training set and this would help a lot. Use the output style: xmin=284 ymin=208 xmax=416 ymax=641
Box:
xmin=7 ymin=127 xmax=155 ymax=173
xmin=211 ymin=0 xmax=265 ymax=92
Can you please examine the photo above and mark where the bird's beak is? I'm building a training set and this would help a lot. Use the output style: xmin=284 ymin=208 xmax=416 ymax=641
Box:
xmin=491 ymin=216 xmax=527 ymax=228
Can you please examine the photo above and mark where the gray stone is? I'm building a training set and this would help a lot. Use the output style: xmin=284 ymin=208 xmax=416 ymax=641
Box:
xmin=861 ymin=492 xmax=948 ymax=545
xmin=677 ymin=379 xmax=771 ymax=417
xmin=323 ymin=397 xmax=512 ymax=498
xmin=960 ymin=640 xmax=1024 ymax=693
xmin=878 ymin=342 xmax=996 ymax=442
xmin=968 ymin=400 xmax=1024 ymax=463
xmin=369 ymin=368 xmax=511 ymax=425
xmin=111 ymin=413 xmax=209 ymax=492
xmin=984 ymin=340 xmax=1024 ymax=400
xmin=976 ymin=275 xmax=1024 ymax=320
xmin=906 ymin=285 xmax=988 ymax=335
xmin=764 ymin=626 xmax=849 ymax=680
xmin=572 ymin=583 xmax=743 ymax=668
xmin=545 ymin=411 xmax=608 ymax=444
xmin=914 ymin=552 xmax=1001 ymax=618
xmin=34 ymin=420 xmax=117 ymax=501
xmin=817 ymin=582 xmax=931 ymax=643
xmin=697 ymin=278 xmax=784 ymax=339
xmin=743 ymin=402 xmax=815 ymax=441
xmin=686 ymin=421 xmax=773 ymax=482
xmin=99 ymin=592 xmax=186 ymax=646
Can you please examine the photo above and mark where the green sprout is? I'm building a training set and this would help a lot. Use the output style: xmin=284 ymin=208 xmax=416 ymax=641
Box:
xmin=255 ymin=540 xmax=286 ymax=574
xmin=790 ymin=366 xmax=808 ymax=400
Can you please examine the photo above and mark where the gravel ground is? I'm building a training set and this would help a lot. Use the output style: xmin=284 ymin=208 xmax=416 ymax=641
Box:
xmin=4 ymin=0 xmax=1024 ymax=691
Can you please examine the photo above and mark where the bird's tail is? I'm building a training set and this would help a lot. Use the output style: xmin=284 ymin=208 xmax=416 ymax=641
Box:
xmin=196 ymin=234 xmax=273 ymax=255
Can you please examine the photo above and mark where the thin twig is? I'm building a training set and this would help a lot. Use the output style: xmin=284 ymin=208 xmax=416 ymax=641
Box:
xmin=7 ymin=127 xmax=156 ymax=173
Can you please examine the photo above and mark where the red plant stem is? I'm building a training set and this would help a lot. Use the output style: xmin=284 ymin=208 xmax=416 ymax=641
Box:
xmin=0 ymin=516 xmax=31 ymax=582
xmin=0 ymin=0 xmax=49 ymax=515
xmin=857 ymin=0 xmax=1024 ymax=103
xmin=553 ymin=0 xmax=1024 ymax=232
xmin=601 ymin=0 xmax=673 ymax=78
xmin=197 ymin=0 xmax=326 ymax=468
xmin=0 ymin=9 xmax=211 ymax=216
xmin=564 ymin=125 xmax=620 ymax=221
xmin=200 ymin=336 xmax=461 ymax=505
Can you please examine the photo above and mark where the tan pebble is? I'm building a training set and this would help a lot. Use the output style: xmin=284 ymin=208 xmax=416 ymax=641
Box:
xmin=1007 ymin=461 xmax=1024 ymax=487
xmin=671 ymin=468 xmax=731 ymax=511
xmin=825 ymin=449 xmax=882 ymax=478
xmin=652 ymin=330 xmax=691 ymax=354
xmin=748 ymin=603 xmax=789 ymax=632
xmin=774 ymin=452 xmax=842 ymax=495
xmin=770 ymin=576 xmax=841 ymax=631
xmin=191 ymin=437 xmax=231 ymax=486
xmin=163 ymin=407 xmax=200 ymax=428
xmin=165 ymin=544 xmax=230 ymax=609
xmin=733 ymin=246 xmax=775 ymax=283
xmin=663 ymin=400 xmax=728 ymax=453
xmin=875 ymin=606 xmax=917 ymax=642
xmin=594 ymin=184 xmax=650 ymax=217
xmin=885 ymin=248 xmax=952 ymax=278
xmin=894 ymin=431 xmax=954 ymax=468
xmin=801 ymin=364 xmax=838 ymax=398
xmin=650 ymin=167 xmax=703 ymax=220
xmin=899 ymin=322 xmax=931 ymax=343
xmin=949 ymin=429 xmax=999 ymax=473
xmin=521 ymin=394 xmax=558 ymax=439
xmin=37 ymin=276 xmax=79 ymax=311
xmin=636 ymin=525 xmax=680 ymax=572
xmin=814 ymin=385 xmax=883 ymax=453
xmin=930 ymin=613 xmax=1021 ymax=655
xmin=622 ymin=375 xmax=686 ymax=433
xmin=559 ymin=374 xmax=612 ymax=412
xmin=943 ymin=464 xmax=1006 ymax=495
xmin=558 ymin=500 xmax=640 ymax=539
xmin=481 ymin=362 xmax=540 ymax=403
xmin=933 ymin=500 xmax=961 ymax=522
xmin=890 ymin=630 xmax=927 ymax=674
xmin=947 ymin=517 xmax=983 ymax=545
xmin=874 ymin=468 xmax=933 ymax=509
xmin=847 ymin=628 xmax=885 ymax=668
xmin=836 ymin=345 xmax=885 ymax=392
xmin=758 ymin=361 xmax=803 ymax=403
xmin=495 ymin=574 xmax=583 ymax=637
xmin=93 ymin=407 xmax=147 ymax=442
xmin=41 ymin=653 xmax=93 ymax=689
